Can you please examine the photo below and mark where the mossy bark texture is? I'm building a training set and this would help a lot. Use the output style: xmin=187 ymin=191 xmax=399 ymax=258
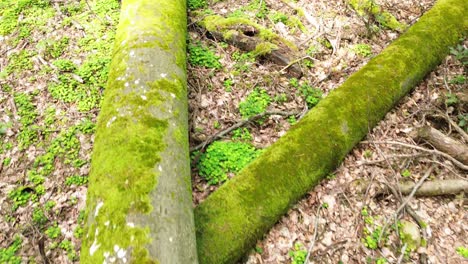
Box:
xmin=195 ymin=0 xmax=467 ymax=263
xmin=82 ymin=1 xmax=198 ymax=263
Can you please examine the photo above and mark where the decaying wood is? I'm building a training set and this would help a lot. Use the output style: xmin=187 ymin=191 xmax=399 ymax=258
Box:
xmin=201 ymin=21 xmax=303 ymax=78
xmin=416 ymin=125 xmax=468 ymax=165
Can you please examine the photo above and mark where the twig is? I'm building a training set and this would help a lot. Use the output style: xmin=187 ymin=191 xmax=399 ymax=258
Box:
xmin=394 ymin=166 xmax=434 ymax=219
xmin=396 ymin=243 xmax=408 ymax=264
xmin=432 ymin=110 xmax=468 ymax=142
xmin=305 ymin=206 xmax=321 ymax=264
xmin=279 ymin=55 xmax=319 ymax=73
xmin=381 ymin=166 xmax=434 ymax=264
xmin=190 ymin=110 xmax=299 ymax=152
xmin=361 ymin=140 xmax=468 ymax=171
xmin=383 ymin=182 xmax=429 ymax=264
xmin=355 ymin=153 xmax=429 ymax=166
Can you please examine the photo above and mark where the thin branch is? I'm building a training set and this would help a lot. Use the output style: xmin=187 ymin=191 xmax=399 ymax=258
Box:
xmin=305 ymin=206 xmax=321 ymax=264
xmin=432 ymin=110 xmax=468 ymax=142
xmin=396 ymin=243 xmax=408 ymax=264
xmin=354 ymin=153 xmax=429 ymax=166
xmin=190 ymin=110 xmax=299 ymax=152
xmin=361 ymin=140 xmax=468 ymax=171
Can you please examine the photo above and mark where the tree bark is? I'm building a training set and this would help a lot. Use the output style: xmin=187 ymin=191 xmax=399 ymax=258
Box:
xmin=194 ymin=0 xmax=467 ymax=263
xmin=416 ymin=125 xmax=468 ymax=164
xmin=81 ymin=1 xmax=198 ymax=263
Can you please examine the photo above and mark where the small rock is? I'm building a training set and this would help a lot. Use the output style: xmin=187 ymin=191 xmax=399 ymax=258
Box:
xmin=400 ymin=220 xmax=421 ymax=251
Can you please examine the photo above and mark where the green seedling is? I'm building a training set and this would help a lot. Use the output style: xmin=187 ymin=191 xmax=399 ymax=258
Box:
xmin=65 ymin=175 xmax=89 ymax=186
xmin=239 ymin=88 xmax=271 ymax=119
xmin=196 ymin=141 xmax=261 ymax=185
xmin=289 ymin=243 xmax=307 ymax=264
xmin=188 ymin=43 xmax=222 ymax=69
xmin=456 ymin=246 xmax=468 ymax=258
xmin=188 ymin=0 xmax=207 ymax=10
xmin=45 ymin=224 xmax=61 ymax=239
xmin=0 ymin=236 xmax=22 ymax=264
xmin=352 ymin=44 xmax=373 ymax=57
xmin=231 ymin=128 xmax=253 ymax=141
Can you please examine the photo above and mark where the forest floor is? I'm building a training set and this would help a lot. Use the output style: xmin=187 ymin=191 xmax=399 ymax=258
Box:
xmin=0 ymin=0 xmax=466 ymax=263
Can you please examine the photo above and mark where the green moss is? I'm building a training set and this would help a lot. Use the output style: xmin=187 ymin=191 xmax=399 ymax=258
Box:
xmin=252 ymin=42 xmax=278 ymax=56
xmin=349 ymin=0 xmax=406 ymax=31
xmin=195 ymin=0 xmax=467 ymax=263
xmin=200 ymin=15 xmax=298 ymax=51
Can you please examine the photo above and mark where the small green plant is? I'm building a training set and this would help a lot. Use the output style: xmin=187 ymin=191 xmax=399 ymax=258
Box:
xmin=239 ymin=88 xmax=271 ymax=119
xmin=449 ymin=75 xmax=466 ymax=84
xmin=254 ymin=245 xmax=263 ymax=254
xmin=231 ymin=128 xmax=253 ymax=141
xmin=65 ymin=175 xmax=89 ymax=186
xmin=45 ymin=224 xmax=62 ymax=239
xmin=449 ymin=44 xmax=468 ymax=65
xmin=188 ymin=0 xmax=207 ymax=10
xmin=457 ymin=114 xmax=467 ymax=130
xmin=213 ymin=121 xmax=221 ymax=129
xmin=74 ymin=226 xmax=84 ymax=239
xmin=0 ymin=236 xmax=22 ymax=264
xmin=44 ymin=37 xmax=70 ymax=59
xmin=289 ymin=78 xmax=299 ymax=88
xmin=188 ymin=43 xmax=222 ymax=69
xmin=363 ymin=227 xmax=382 ymax=249
xmin=288 ymin=115 xmax=297 ymax=125
xmin=197 ymin=141 xmax=261 ymax=184
xmin=401 ymin=169 xmax=411 ymax=178
xmin=59 ymin=239 xmax=77 ymax=261
xmin=3 ymin=50 xmax=35 ymax=76
xmin=445 ymin=93 xmax=459 ymax=106
xmin=289 ymin=243 xmax=307 ymax=264
xmin=376 ymin=258 xmax=388 ymax=264
xmin=456 ymin=246 xmax=468 ymax=258
xmin=32 ymin=207 xmax=48 ymax=225
xmin=299 ymin=84 xmax=323 ymax=108
xmin=52 ymin=59 xmax=76 ymax=72
xmin=223 ymin=79 xmax=234 ymax=91
xmin=8 ymin=187 xmax=32 ymax=210
xmin=363 ymin=149 xmax=373 ymax=158
xmin=352 ymin=44 xmax=373 ymax=57
xmin=3 ymin=157 xmax=12 ymax=166
xmin=290 ymin=78 xmax=323 ymax=108
xmin=232 ymin=51 xmax=255 ymax=72
xmin=44 ymin=201 xmax=56 ymax=211
xmin=274 ymin=93 xmax=287 ymax=103
xmin=270 ymin=11 xmax=288 ymax=24
xmin=0 ymin=122 xmax=7 ymax=135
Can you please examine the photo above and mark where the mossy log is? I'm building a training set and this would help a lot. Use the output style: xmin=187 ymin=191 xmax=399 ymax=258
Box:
xmin=195 ymin=0 xmax=467 ymax=263
xmin=199 ymin=15 xmax=303 ymax=78
xmin=81 ymin=1 xmax=198 ymax=263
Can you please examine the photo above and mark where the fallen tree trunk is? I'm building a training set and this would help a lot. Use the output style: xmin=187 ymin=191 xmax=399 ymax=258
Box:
xmin=195 ymin=0 xmax=467 ymax=263
xmin=416 ymin=125 xmax=468 ymax=164
xmin=81 ymin=1 xmax=198 ymax=263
